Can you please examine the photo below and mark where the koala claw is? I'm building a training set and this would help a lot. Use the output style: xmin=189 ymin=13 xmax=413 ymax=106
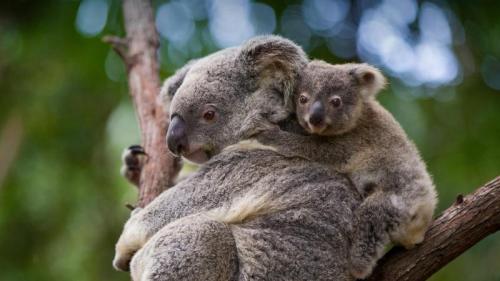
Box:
xmin=120 ymin=145 xmax=148 ymax=187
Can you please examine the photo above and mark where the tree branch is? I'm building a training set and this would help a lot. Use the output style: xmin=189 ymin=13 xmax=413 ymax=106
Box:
xmin=106 ymin=0 xmax=500 ymax=278
xmin=368 ymin=176 xmax=500 ymax=281
xmin=102 ymin=35 xmax=129 ymax=63
xmin=104 ymin=0 xmax=181 ymax=207
xmin=0 ymin=114 xmax=23 ymax=189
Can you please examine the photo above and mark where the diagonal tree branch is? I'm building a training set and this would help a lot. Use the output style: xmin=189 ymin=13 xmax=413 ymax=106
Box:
xmin=106 ymin=0 xmax=500 ymax=279
xmin=368 ymin=176 xmax=500 ymax=281
xmin=104 ymin=0 xmax=181 ymax=207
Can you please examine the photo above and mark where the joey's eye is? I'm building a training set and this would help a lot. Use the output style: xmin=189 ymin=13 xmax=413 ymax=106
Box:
xmin=203 ymin=110 xmax=215 ymax=121
xmin=330 ymin=96 xmax=342 ymax=108
xmin=298 ymin=94 xmax=309 ymax=104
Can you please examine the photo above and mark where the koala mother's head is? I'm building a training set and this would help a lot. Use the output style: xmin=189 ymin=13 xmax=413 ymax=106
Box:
xmin=163 ymin=36 xmax=308 ymax=164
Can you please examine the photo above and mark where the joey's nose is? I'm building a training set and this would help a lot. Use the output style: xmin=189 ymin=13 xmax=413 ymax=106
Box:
xmin=309 ymin=113 xmax=324 ymax=127
xmin=166 ymin=115 xmax=188 ymax=156
xmin=309 ymin=102 xmax=324 ymax=127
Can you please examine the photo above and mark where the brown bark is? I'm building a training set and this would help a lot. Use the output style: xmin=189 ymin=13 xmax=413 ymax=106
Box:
xmin=106 ymin=0 xmax=500 ymax=278
xmin=368 ymin=176 xmax=500 ymax=281
xmin=0 ymin=114 xmax=23 ymax=188
xmin=104 ymin=0 xmax=181 ymax=207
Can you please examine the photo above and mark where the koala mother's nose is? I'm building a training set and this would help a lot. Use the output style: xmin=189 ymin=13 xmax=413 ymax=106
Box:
xmin=309 ymin=101 xmax=325 ymax=127
xmin=166 ymin=115 xmax=188 ymax=156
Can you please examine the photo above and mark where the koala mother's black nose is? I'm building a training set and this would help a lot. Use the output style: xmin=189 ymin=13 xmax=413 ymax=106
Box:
xmin=309 ymin=101 xmax=325 ymax=127
xmin=166 ymin=115 xmax=188 ymax=156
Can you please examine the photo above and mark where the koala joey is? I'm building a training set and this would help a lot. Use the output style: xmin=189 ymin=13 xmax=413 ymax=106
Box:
xmin=255 ymin=60 xmax=438 ymax=279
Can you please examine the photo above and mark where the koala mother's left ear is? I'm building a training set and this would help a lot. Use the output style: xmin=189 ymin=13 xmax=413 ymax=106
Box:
xmin=238 ymin=35 xmax=309 ymax=109
xmin=160 ymin=59 xmax=198 ymax=103
xmin=350 ymin=63 xmax=387 ymax=98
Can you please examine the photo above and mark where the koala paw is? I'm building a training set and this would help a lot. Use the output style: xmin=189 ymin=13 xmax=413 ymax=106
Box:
xmin=349 ymin=255 xmax=376 ymax=280
xmin=113 ymin=208 xmax=146 ymax=272
xmin=396 ymin=232 xmax=425 ymax=250
xmin=113 ymin=251 xmax=135 ymax=272
xmin=238 ymin=111 xmax=280 ymax=139
xmin=120 ymin=145 xmax=148 ymax=187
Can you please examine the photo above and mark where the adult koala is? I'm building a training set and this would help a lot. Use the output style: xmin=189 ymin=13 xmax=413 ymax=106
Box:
xmin=113 ymin=36 xmax=361 ymax=281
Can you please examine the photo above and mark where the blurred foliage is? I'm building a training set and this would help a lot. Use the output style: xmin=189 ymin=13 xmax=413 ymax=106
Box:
xmin=0 ymin=0 xmax=499 ymax=281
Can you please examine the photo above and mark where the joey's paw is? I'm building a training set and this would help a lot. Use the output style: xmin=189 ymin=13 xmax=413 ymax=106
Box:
xmin=391 ymin=223 xmax=427 ymax=249
xmin=120 ymin=145 xmax=148 ymax=187
xmin=239 ymin=111 xmax=280 ymax=139
xmin=349 ymin=255 xmax=376 ymax=279
xmin=254 ymin=122 xmax=280 ymax=138
xmin=248 ymin=122 xmax=279 ymax=138
xmin=398 ymin=234 xmax=424 ymax=249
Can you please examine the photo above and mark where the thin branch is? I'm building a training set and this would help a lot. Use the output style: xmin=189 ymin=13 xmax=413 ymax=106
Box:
xmin=102 ymin=35 xmax=129 ymax=62
xmin=125 ymin=203 xmax=136 ymax=211
xmin=368 ymin=176 xmax=500 ymax=281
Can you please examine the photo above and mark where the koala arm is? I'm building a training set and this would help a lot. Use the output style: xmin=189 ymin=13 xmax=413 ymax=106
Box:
xmin=348 ymin=154 xmax=437 ymax=279
xmin=113 ymin=176 xmax=213 ymax=271
xmin=129 ymin=213 xmax=238 ymax=281
xmin=255 ymin=128 xmax=352 ymax=168
xmin=349 ymin=184 xmax=436 ymax=279
xmin=238 ymin=89 xmax=291 ymax=139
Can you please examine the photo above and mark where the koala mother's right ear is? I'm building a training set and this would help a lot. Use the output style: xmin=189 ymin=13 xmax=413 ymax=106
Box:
xmin=160 ymin=59 xmax=199 ymax=102
xmin=238 ymin=35 xmax=309 ymax=109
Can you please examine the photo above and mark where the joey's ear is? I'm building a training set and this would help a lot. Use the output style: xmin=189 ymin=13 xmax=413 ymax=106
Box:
xmin=239 ymin=35 xmax=308 ymax=109
xmin=160 ymin=59 xmax=198 ymax=101
xmin=350 ymin=63 xmax=387 ymax=97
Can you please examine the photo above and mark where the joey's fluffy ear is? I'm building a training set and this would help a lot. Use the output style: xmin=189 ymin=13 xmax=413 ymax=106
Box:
xmin=239 ymin=35 xmax=308 ymax=109
xmin=350 ymin=63 xmax=387 ymax=97
xmin=160 ymin=59 xmax=198 ymax=102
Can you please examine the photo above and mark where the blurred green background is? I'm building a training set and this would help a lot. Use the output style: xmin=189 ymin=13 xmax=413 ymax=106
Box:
xmin=0 ymin=0 xmax=499 ymax=280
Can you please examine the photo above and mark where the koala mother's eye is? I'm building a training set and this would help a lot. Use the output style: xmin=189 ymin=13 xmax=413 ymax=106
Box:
xmin=298 ymin=94 xmax=309 ymax=104
xmin=203 ymin=110 xmax=215 ymax=121
xmin=329 ymin=96 xmax=342 ymax=108
xmin=200 ymin=104 xmax=218 ymax=123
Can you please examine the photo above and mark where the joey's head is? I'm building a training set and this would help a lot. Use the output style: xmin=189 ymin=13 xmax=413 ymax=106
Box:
xmin=295 ymin=61 xmax=386 ymax=136
xmin=162 ymin=35 xmax=307 ymax=164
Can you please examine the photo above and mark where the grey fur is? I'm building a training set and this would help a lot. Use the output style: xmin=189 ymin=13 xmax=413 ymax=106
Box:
xmin=159 ymin=59 xmax=199 ymax=102
xmin=121 ymin=150 xmax=360 ymax=281
xmin=113 ymin=36 xmax=360 ymax=281
xmin=255 ymin=60 xmax=438 ymax=279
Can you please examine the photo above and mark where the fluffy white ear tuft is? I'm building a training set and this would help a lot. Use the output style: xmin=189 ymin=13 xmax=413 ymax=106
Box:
xmin=351 ymin=63 xmax=387 ymax=97
xmin=239 ymin=35 xmax=308 ymax=109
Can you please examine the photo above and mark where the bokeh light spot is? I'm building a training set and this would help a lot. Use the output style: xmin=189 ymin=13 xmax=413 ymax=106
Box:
xmin=302 ymin=0 xmax=350 ymax=32
xmin=75 ymin=0 xmax=109 ymax=37
xmin=208 ymin=0 xmax=255 ymax=48
xmin=250 ymin=2 xmax=276 ymax=35
xmin=280 ymin=5 xmax=312 ymax=49
xmin=156 ymin=1 xmax=195 ymax=48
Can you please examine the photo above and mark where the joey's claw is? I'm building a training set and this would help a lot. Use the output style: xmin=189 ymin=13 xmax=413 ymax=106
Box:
xmin=121 ymin=145 xmax=148 ymax=187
